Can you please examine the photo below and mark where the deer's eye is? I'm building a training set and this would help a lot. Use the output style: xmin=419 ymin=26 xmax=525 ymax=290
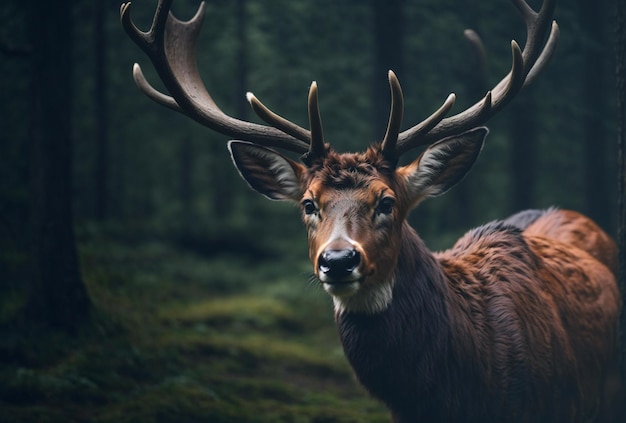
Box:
xmin=376 ymin=197 xmax=395 ymax=216
xmin=302 ymin=199 xmax=318 ymax=215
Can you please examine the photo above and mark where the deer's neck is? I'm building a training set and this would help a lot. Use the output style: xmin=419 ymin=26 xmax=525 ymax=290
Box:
xmin=335 ymin=223 xmax=453 ymax=417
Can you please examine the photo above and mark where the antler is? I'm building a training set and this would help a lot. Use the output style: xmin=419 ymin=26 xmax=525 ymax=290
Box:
xmin=120 ymin=0 xmax=318 ymax=157
xmin=382 ymin=0 xmax=559 ymax=158
xmin=122 ymin=0 xmax=557 ymax=166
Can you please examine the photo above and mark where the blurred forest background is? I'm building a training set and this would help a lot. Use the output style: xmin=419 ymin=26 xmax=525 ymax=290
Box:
xmin=0 ymin=0 xmax=621 ymax=421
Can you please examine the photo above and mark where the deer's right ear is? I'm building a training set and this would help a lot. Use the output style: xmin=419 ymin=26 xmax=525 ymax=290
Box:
xmin=228 ymin=141 xmax=306 ymax=201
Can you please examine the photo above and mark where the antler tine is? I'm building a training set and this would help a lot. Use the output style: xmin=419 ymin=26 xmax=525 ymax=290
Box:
xmin=524 ymin=21 xmax=559 ymax=87
xmin=306 ymin=82 xmax=327 ymax=162
xmin=246 ymin=82 xmax=327 ymax=164
xmin=121 ymin=0 xmax=310 ymax=155
xmin=246 ymin=92 xmax=311 ymax=142
xmin=132 ymin=63 xmax=181 ymax=112
xmin=380 ymin=71 xmax=404 ymax=162
xmin=120 ymin=2 xmax=161 ymax=55
xmin=512 ymin=0 xmax=555 ymax=63
xmin=463 ymin=29 xmax=487 ymax=78
xmin=395 ymin=92 xmax=458 ymax=155
xmin=394 ymin=0 xmax=558 ymax=156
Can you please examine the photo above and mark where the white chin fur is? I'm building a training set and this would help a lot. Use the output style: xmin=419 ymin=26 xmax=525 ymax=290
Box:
xmin=323 ymin=282 xmax=360 ymax=298
xmin=326 ymin=279 xmax=394 ymax=315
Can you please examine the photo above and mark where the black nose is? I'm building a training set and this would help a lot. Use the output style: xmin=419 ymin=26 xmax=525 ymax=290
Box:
xmin=318 ymin=248 xmax=361 ymax=280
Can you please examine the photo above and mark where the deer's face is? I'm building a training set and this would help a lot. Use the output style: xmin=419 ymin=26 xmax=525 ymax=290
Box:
xmin=299 ymin=153 xmax=406 ymax=310
xmin=229 ymin=127 xmax=487 ymax=313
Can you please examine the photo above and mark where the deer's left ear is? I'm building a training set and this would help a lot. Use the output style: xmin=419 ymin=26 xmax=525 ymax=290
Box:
xmin=398 ymin=127 xmax=488 ymax=204
xmin=228 ymin=141 xmax=306 ymax=201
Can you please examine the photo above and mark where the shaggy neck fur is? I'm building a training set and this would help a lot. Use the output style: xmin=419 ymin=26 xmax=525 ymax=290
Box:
xmin=335 ymin=223 xmax=455 ymax=421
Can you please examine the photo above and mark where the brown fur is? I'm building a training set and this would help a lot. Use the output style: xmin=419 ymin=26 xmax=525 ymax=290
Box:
xmin=299 ymin=149 xmax=621 ymax=422
xmin=230 ymin=141 xmax=622 ymax=422
xmin=429 ymin=213 xmax=621 ymax=422
xmin=523 ymin=208 xmax=618 ymax=274
xmin=334 ymin=212 xmax=620 ymax=422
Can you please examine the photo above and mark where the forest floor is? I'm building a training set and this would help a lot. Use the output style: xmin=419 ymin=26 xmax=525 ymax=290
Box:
xmin=0 ymin=230 xmax=388 ymax=422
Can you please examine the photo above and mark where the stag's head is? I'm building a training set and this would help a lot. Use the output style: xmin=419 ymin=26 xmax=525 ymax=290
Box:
xmin=121 ymin=0 xmax=558 ymax=313
xmin=229 ymin=76 xmax=488 ymax=312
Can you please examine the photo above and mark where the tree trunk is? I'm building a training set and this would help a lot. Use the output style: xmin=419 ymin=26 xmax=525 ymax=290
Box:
xmin=27 ymin=0 xmax=90 ymax=331
xmin=579 ymin=0 xmax=610 ymax=230
xmin=94 ymin=0 xmax=109 ymax=221
xmin=509 ymin=92 xmax=537 ymax=212
xmin=616 ymin=0 xmax=626 ymax=396
xmin=235 ymin=0 xmax=249 ymax=122
xmin=371 ymin=0 xmax=404 ymax=140
xmin=180 ymin=136 xmax=194 ymax=236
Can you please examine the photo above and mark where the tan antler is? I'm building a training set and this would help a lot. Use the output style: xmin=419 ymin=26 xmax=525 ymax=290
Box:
xmin=120 ymin=0 xmax=316 ymax=156
xmin=382 ymin=0 xmax=559 ymax=158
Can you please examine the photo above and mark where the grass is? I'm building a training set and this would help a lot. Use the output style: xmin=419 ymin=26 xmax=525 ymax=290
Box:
xmin=0 ymin=234 xmax=388 ymax=422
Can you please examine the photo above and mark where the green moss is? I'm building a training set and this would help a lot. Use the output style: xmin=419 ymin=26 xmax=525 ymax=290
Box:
xmin=159 ymin=296 xmax=300 ymax=331
xmin=1 ymin=237 xmax=388 ymax=422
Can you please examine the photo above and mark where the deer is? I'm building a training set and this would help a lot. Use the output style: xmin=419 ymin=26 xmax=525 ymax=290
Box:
xmin=121 ymin=0 xmax=621 ymax=421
